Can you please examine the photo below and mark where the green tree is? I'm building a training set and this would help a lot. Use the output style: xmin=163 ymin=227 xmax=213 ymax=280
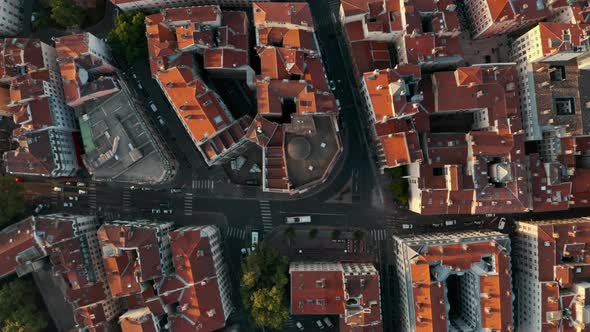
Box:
xmin=0 ymin=177 xmax=25 ymax=228
xmin=240 ymin=243 xmax=289 ymax=329
xmin=108 ymin=11 xmax=147 ymax=64
xmin=284 ymin=227 xmax=296 ymax=239
xmin=50 ymin=0 xmax=86 ymax=28
xmin=331 ymin=229 xmax=341 ymax=240
xmin=353 ymin=230 xmax=364 ymax=240
xmin=309 ymin=228 xmax=318 ymax=239
xmin=389 ymin=166 xmax=409 ymax=205
xmin=0 ymin=279 xmax=48 ymax=332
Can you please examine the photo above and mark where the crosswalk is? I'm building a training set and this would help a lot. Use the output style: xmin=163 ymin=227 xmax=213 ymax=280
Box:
xmin=192 ymin=179 xmax=215 ymax=191
xmin=259 ymin=200 xmax=273 ymax=234
xmin=50 ymin=191 xmax=59 ymax=207
xmin=102 ymin=210 xmax=120 ymax=221
xmin=184 ymin=193 xmax=193 ymax=216
xmin=88 ymin=183 xmax=97 ymax=209
xmin=284 ymin=316 xmax=296 ymax=329
xmin=370 ymin=229 xmax=388 ymax=241
xmin=225 ymin=226 xmax=247 ymax=240
xmin=386 ymin=215 xmax=397 ymax=229
xmin=122 ymin=189 xmax=132 ymax=209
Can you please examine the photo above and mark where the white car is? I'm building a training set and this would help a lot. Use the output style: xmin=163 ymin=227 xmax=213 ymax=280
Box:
xmin=402 ymin=224 xmax=413 ymax=230
xmin=296 ymin=322 xmax=304 ymax=330
xmin=323 ymin=317 xmax=333 ymax=328
xmin=148 ymin=101 xmax=158 ymax=112
xmin=78 ymin=190 xmax=87 ymax=194
xmin=445 ymin=220 xmax=457 ymax=226
xmin=68 ymin=196 xmax=79 ymax=201
xmin=77 ymin=182 xmax=86 ymax=187
xmin=316 ymin=320 xmax=325 ymax=330
xmin=63 ymin=202 xmax=73 ymax=208
xmin=286 ymin=216 xmax=311 ymax=224
xmin=163 ymin=209 xmax=173 ymax=214
xmin=53 ymin=186 xmax=63 ymax=192
xmin=157 ymin=116 xmax=165 ymax=126
xmin=498 ymin=217 xmax=507 ymax=230
xmin=151 ymin=209 xmax=161 ymax=214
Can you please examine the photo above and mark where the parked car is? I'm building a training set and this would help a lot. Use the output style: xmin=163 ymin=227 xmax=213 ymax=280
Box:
xmin=474 ymin=220 xmax=484 ymax=226
xmin=63 ymin=202 xmax=73 ymax=208
xmin=157 ymin=116 xmax=165 ymax=126
xmin=14 ymin=177 xmax=23 ymax=182
xmin=148 ymin=101 xmax=158 ymax=112
xmin=402 ymin=224 xmax=413 ymax=230
xmin=323 ymin=317 xmax=333 ymax=328
xmin=77 ymin=182 xmax=86 ymax=187
xmin=68 ymin=196 xmax=79 ymax=201
xmin=163 ymin=209 xmax=173 ymax=214
xmin=78 ymin=190 xmax=87 ymax=194
xmin=432 ymin=223 xmax=443 ymax=228
xmin=151 ymin=209 xmax=161 ymax=214
xmin=316 ymin=320 xmax=325 ymax=330
xmin=34 ymin=204 xmax=47 ymax=214
xmin=296 ymin=322 xmax=304 ymax=331
xmin=53 ymin=186 xmax=64 ymax=192
xmin=170 ymin=188 xmax=182 ymax=194
xmin=445 ymin=220 xmax=457 ymax=226
xmin=286 ymin=216 xmax=311 ymax=224
xmin=498 ymin=217 xmax=507 ymax=230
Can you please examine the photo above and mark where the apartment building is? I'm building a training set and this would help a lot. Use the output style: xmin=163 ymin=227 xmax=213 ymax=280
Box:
xmin=54 ymin=32 xmax=119 ymax=107
xmin=0 ymin=0 xmax=24 ymax=36
xmin=0 ymin=214 xmax=125 ymax=331
xmin=97 ymin=220 xmax=174 ymax=298
xmin=0 ymin=38 xmax=80 ymax=177
xmin=289 ymin=262 xmax=383 ymax=331
xmin=514 ymin=218 xmax=590 ymax=331
xmin=393 ymin=231 xmax=514 ymax=332
xmin=464 ymin=0 xmax=551 ymax=39
xmin=146 ymin=6 xmax=256 ymax=166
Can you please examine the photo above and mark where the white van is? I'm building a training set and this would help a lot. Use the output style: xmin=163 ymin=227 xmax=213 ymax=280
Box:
xmin=286 ymin=216 xmax=311 ymax=224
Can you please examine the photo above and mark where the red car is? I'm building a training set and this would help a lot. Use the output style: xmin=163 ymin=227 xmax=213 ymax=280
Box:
xmin=14 ymin=177 xmax=23 ymax=182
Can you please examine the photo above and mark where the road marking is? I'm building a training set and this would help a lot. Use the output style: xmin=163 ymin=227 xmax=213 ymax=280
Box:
xmin=259 ymin=200 xmax=273 ymax=234
xmin=371 ymin=229 xmax=387 ymax=242
xmin=184 ymin=193 xmax=193 ymax=216
xmin=226 ymin=226 xmax=246 ymax=240
xmin=192 ymin=179 xmax=215 ymax=191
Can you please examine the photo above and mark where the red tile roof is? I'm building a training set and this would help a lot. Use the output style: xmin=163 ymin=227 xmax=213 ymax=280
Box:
xmin=399 ymin=233 xmax=513 ymax=332
xmin=156 ymin=227 xmax=226 ymax=332
xmin=160 ymin=5 xmax=221 ymax=25
xmin=5 ymin=130 xmax=57 ymax=177
xmin=253 ymin=2 xmax=313 ymax=29
xmin=119 ymin=308 xmax=158 ymax=332
xmin=289 ymin=262 xmax=383 ymax=330
xmin=0 ymin=39 xmax=46 ymax=81
xmin=0 ymin=217 xmax=45 ymax=277
xmin=156 ymin=66 xmax=234 ymax=143
xmin=290 ymin=269 xmax=346 ymax=315
xmin=97 ymin=223 xmax=164 ymax=298
xmin=538 ymin=22 xmax=590 ymax=56
xmin=402 ymin=34 xmax=463 ymax=65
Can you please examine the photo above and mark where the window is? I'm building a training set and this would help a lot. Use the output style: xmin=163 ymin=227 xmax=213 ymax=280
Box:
xmin=549 ymin=65 xmax=566 ymax=81
xmin=554 ymin=97 xmax=575 ymax=115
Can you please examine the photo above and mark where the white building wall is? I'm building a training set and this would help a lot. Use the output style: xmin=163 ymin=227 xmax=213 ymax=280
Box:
xmin=514 ymin=222 xmax=542 ymax=331
xmin=87 ymin=33 xmax=113 ymax=63
xmin=0 ymin=0 xmax=23 ymax=36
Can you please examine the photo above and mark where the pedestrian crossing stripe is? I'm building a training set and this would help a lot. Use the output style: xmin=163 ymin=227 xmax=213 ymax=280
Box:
xmin=371 ymin=229 xmax=388 ymax=241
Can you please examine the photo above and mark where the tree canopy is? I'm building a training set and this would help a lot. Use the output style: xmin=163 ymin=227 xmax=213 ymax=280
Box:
xmin=240 ymin=243 xmax=289 ymax=330
xmin=108 ymin=11 xmax=147 ymax=64
xmin=50 ymin=0 xmax=86 ymax=28
xmin=389 ymin=166 xmax=409 ymax=205
xmin=0 ymin=279 xmax=48 ymax=332
xmin=0 ymin=176 xmax=25 ymax=228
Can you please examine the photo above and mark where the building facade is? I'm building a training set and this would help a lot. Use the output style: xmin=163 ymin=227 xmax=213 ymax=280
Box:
xmin=0 ymin=0 xmax=24 ymax=36
xmin=112 ymin=0 xmax=268 ymax=12
xmin=514 ymin=218 xmax=590 ymax=331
